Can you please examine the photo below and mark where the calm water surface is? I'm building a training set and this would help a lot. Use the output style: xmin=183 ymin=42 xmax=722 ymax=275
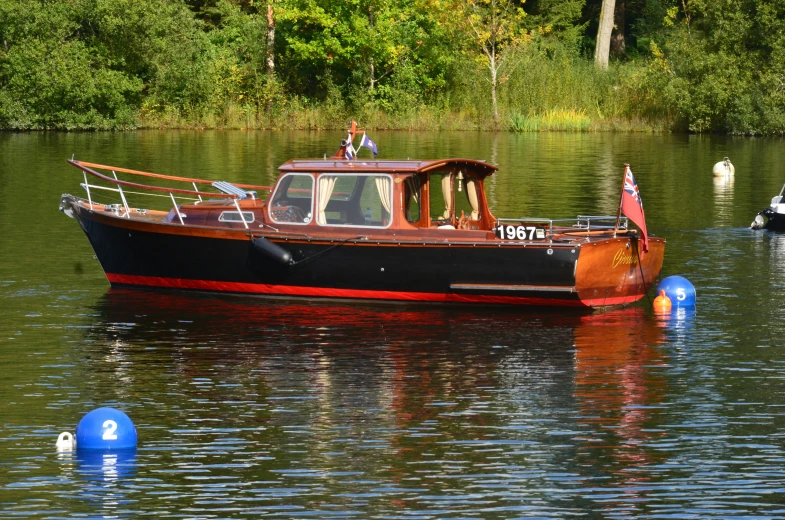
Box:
xmin=2 ymin=131 xmax=785 ymax=518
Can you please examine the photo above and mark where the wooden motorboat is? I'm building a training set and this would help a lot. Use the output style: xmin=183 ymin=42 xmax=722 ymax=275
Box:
xmin=59 ymin=128 xmax=665 ymax=308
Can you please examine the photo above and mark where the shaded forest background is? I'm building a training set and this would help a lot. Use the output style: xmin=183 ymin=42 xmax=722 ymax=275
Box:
xmin=1 ymin=0 xmax=784 ymax=134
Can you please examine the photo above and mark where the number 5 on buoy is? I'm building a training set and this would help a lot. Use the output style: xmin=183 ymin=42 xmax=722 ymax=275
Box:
xmin=657 ymin=276 xmax=696 ymax=309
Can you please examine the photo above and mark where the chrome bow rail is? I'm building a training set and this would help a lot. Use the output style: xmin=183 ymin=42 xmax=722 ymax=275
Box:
xmin=67 ymin=159 xmax=272 ymax=229
xmin=495 ymin=215 xmax=628 ymax=236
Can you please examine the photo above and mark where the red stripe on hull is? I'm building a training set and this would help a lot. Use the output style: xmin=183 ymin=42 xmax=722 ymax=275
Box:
xmin=105 ymin=273 xmax=644 ymax=308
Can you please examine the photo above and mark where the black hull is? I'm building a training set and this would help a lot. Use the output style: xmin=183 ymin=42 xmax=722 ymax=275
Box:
xmin=74 ymin=207 xmax=590 ymax=306
xmin=762 ymin=208 xmax=785 ymax=231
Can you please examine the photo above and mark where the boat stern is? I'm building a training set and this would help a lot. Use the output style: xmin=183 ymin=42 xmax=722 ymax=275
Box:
xmin=574 ymin=235 xmax=666 ymax=307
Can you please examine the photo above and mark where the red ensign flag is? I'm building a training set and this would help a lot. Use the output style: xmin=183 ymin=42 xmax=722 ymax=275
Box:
xmin=620 ymin=165 xmax=649 ymax=254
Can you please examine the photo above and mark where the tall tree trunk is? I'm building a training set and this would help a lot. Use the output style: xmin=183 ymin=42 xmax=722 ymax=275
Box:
xmin=370 ymin=58 xmax=375 ymax=92
xmin=610 ymin=1 xmax=625 ymax=57
xmin=594 ymin=0 xmax=616 ymax=70
xmin=264 ymin=3 xmax=276 ymax=114
xmin=490 ymin=56 xmax=498 ymax=124
xmin=265 ymin=4 xmax=275 ymax=75
xmin=368 ymin=5 xmax=375 ymax=93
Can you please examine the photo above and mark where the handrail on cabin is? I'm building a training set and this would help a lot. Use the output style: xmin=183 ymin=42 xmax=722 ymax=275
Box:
xmin=69 ymin=160 xmax=236 ymax=200
xmin=68 ymin=160 xmax=273 ymax=193
xmin=68 ymin=159 xmax=271 ymax=229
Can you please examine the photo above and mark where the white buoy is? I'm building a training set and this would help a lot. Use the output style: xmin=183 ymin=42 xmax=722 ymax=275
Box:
xmin=713 ymin=157 xmax=735 ymax=177
xmin=56 ymin=431 xmax=76 ymax=451
xmin=751 ymin=215 xmax=765 ymax=229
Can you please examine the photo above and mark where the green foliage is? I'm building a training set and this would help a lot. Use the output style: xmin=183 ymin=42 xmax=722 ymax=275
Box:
xmin=2 ymin=0 xmax=785 ymax=133
xmin=0 ymin=0 xmax=144 ymax=129
xmin=524 ymin=0 xmax=586 ymax=53
xmin=636 ymin=0 xmax=785 ymax=134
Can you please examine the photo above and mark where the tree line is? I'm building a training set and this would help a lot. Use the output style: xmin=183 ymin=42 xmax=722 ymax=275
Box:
xmin=1 ymin=0 xmax=784 ymax=134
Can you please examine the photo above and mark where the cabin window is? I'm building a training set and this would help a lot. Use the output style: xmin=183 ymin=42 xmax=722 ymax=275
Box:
xmin=405 ymin=176 xmax=421 ymax=223
xmin=218 ymin=211 xmax=255 ymax=223
xmin=429 ymin=172 xmax=452 ymax=223
xmin=269 ymin=173 xmax=314 ymax=224
xmin=429 ymin=171 xmax=481 ymax=224
xmin=455 ymin=175 xmax=480 ymax=221
xmin=316 ymin=173 xmax=393 ymax=228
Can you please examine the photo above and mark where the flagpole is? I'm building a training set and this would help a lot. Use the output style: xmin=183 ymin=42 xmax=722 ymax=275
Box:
xmin=613 ymin=163 xmax=629 ymax=237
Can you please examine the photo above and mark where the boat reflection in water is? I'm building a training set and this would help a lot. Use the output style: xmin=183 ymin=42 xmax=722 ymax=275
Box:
xmin=573 ymin=310 xmax=669 ymax=500
xmin=86 ymin=289 xmax=672 ymax=513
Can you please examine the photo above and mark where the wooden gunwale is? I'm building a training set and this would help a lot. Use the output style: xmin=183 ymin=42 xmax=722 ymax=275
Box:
xmin=72 ymin=199 xmax=632 ymax=250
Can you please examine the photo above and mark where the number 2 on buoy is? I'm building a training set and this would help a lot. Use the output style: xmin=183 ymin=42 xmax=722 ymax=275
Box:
xmin=102 ymin=419 xmax=118 ymax=440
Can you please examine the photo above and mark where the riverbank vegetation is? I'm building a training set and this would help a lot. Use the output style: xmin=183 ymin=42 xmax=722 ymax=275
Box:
xmin=1 ymin=0 xmax=784 ymax=134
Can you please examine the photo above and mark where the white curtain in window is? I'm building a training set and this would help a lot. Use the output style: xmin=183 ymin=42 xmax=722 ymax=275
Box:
xmin=317 ymin=176 xmax=338 ymax=225
xmin=375 ymin=176 xmax=392 ymax=217
xmin=466 ymin=179 xmax=479 ymax=220
xmin=441 ymin=173 xmax=452 ymax=219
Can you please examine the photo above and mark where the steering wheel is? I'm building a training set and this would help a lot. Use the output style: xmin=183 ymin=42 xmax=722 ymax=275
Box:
xmin=272 ymin=201 xmax=307 ymax=223
xmin=283 ymin=205 xmax=306 ymax=222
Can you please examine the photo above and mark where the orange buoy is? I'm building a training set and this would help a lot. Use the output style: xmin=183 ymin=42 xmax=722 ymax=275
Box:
xmin=653 ymin=289 xmax=672 ymax=313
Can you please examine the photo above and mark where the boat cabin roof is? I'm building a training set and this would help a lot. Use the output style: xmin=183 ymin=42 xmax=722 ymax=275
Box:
xmin=278 ymin=158 xmax=497 ymax=177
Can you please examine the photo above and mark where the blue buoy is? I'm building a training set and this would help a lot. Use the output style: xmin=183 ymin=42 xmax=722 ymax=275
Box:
xmin=75 ymin=407 xmax=137 ymax=450
xmin=657 ymin=276 xmax=696 ymax=309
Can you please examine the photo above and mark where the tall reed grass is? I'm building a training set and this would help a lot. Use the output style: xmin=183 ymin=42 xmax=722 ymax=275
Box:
xmin=509 ymin=108 xmax=592 ymax=132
